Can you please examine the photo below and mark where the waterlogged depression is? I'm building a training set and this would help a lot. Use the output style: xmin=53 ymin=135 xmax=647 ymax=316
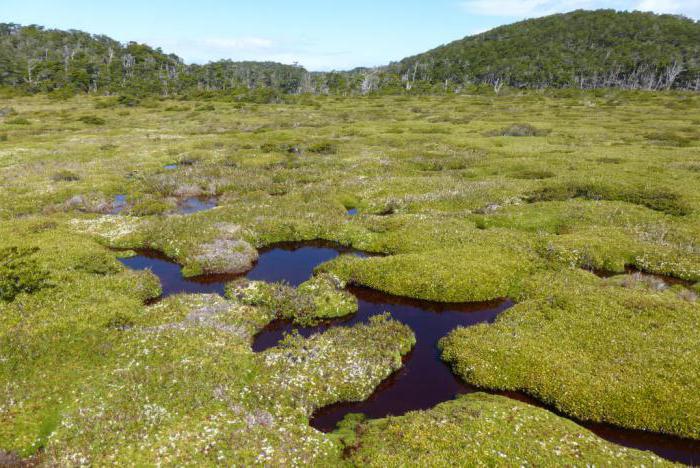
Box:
xmin=119 ymin=241 xmax=700 ymax=464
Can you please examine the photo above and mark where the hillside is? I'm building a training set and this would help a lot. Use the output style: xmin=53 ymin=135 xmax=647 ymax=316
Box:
xmin=1 ymin=10 xmax=699 ymax=96
xmin=393 ymin=10 xmax=700 ymax=91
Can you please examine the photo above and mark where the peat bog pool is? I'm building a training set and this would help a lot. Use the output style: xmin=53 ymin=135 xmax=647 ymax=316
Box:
xmin=177 ymin=196 xmax=218 ymax=214
xmin=119 ymin=241 xmax=700 ymax=464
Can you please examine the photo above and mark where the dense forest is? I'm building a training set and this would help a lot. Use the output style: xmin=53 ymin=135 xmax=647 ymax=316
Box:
xmin=391 ymin=10 xmax=700 ymax=92
xmin=1 ymin=9 xmax=699 ymax=98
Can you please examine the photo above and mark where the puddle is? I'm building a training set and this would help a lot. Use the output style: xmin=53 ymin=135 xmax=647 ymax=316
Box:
xmin=111 ymin=194 xmax=127 ymax=214
xmin=118 ymin=241 xmax=700 ymax=464
xmin=164 ymin=164 xmax=178 ymax=170
xmin=177 ymin=197 xmax=218 ymax=214
xmin=119 ymin=249 xmax=241 ymax=296
xmin=246 ymin=241 xmax=369 ymax=287
xmin=591 ymin=266 xmax=695 ymax=289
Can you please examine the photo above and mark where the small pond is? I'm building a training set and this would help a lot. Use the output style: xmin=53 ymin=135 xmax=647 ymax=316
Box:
xmin=177 ymin=196 xmax=218 ymax=214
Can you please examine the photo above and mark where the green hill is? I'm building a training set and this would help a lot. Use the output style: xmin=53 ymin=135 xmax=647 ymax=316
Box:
xmin=392 ymin=10 xmax=700 ymax=91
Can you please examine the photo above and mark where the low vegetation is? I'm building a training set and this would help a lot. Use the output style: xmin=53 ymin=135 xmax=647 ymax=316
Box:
xmin=0 ymin=89 xmax=698 ymax=464
xmin=346 ymin=393 xmax=670 ymax=466
xmin=440 ymin=269 xmax=700 ymax=439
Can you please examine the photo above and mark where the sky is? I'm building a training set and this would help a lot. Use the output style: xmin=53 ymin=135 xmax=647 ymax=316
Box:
xmin=2 ymin=0 xmax=699 ymax=71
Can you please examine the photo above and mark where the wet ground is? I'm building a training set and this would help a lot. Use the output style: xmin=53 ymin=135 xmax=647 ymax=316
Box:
xmin=592 ymin=266 xmax=695 ymax=288
xmin=111 ymin=194 xmax=127 ymax=214
xmin=177 ymin=196 xmax=218 ymax=214
xmin=119 ymin=241 xmax=700 ymax=464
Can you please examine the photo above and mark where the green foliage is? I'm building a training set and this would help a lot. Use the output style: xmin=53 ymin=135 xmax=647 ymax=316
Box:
xmin=50 ymin=170 xmax=80 ymax=182
xmin=226 ymin=276 xmax=357 ymax=326
xmin=348 ymin=393 xmax=670 ymax=465
xmin=395 ymin=10 xmax=700 ymax=90
xmin=77 ymin=115 xmax=106 ymax=125
xmin=1 ymin=91 xmax=700 ymax=464
xmin=307 ymin=141 xmax=338 ymax=154
xmin=440 ymin=270 xmax=700 ymax=439
xmin=5 ymin=117 xmax=29 ymax=125
xmin=488 ymin=123 xmax=549 ymax=137
xmin=0 ymin=246 xmax=50 ymax=301
xmin=646 ymin=131 xmax=693 ymax=147
xmin=104 ymin=312 xmax=135 ymax=330
xmin=128 ymin=198 xmax=172 ymax=216
xmin=529 ymin=181 xmax=692 ymax=216
xmin=297 ymin=273 xmax=358 ymax=320
xmin=4 ymin=10 xmax=699 ymax=97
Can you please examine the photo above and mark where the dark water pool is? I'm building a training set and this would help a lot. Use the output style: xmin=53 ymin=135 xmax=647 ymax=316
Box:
xmin=591 ymin=266 xmax=695 ymax=289
xmin=111 ymin=194 xmax=127 ymax=214
xmin=177 ymin=197 xmax=218 ymax=214
xmin=118 ymin=241 xmax=700 ymax=464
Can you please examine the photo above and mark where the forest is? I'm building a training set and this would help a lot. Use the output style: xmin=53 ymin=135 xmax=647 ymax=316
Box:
xmin=1 ymin=10 xmax=699 ymax=100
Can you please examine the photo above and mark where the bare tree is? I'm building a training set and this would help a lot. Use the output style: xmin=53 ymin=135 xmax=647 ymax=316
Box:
xmin=663 ymin=60 xmax=684 ymax=90
xmin=493 ymin=76 xmax=504 ymax=95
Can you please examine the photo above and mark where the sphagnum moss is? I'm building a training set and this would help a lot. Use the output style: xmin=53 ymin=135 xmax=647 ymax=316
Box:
xmin=346 ymin=393 xmax=673 ymax=466
xmin=1 ymin=91 xmax=699 ymax=464
xmin=440 ymin=269 xmax=700 ymax=440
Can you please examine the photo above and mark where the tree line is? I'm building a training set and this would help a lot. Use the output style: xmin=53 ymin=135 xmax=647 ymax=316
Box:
xmin=1 ymin=10 xmax=698 ymax=100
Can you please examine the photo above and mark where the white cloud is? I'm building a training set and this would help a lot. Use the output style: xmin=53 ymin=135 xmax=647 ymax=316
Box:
xmin=636 ymin=0 xmax=700 ymax=16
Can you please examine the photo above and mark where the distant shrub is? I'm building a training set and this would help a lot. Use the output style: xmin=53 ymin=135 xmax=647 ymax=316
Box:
xmin=28 ymin=221 xmax=57 ymax=233
xmin=0 ymin=134 xmax=7 ymax=142
xmin=99 ymin=144 xmax=118 ymax=151
xmin=237 ymin=88 xmax=283 ymax=104
xmin=529 ymin=182 xmax=691 ymax=216
xmin=260 ymin=143 xmax=278 ymax=153
xmin=488 ymin=124 xmax=549 ymax=137
xmin=307 ymin=141 xmax=338 ymax=154
xmin=597 ymin=157 xmax=623 ymax=164
xmin=78 ymin=115 xmax=106 ymax=125
xmin=140 ymin=99 xmax=161 ymax=109
xmin=195 ymin=104 xmax=215 ymax=112
xmin=74 ymin=252 xmax=121 ymax=275
xmin=260 ymin=142 xmax=302 ymax=154
xmin=94 ymin=98 xmax=119 ymax=109
xmin=105 ymin=312 xmax=135 ymax=330
xmin=513 ymin=169 xmax=556 ymax=179
xmin=0 ymin=247 xmax=50 ymax=301
xmin=177 ymin=154 xmax=201 ymax=166
xmin=142 ymin=174 xmax=178 ymax=196
xmin=117 ymin=94 xmax=140 ymax=107
xmin=645 ymin=131 xmax=692 ymax=148
xmin=51 ymin=170 xmax=80 ymax=182
xmin=129 ymin=198 xmax=171 ymax=216
xmin=6 ymin=117 xmax=30 ymax=125
xmin=47 ymin=87 xmax=75 ymax=100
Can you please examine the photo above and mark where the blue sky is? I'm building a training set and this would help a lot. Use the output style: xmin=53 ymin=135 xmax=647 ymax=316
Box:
xmin=3 ymin=0 xmax=699 ymax=70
